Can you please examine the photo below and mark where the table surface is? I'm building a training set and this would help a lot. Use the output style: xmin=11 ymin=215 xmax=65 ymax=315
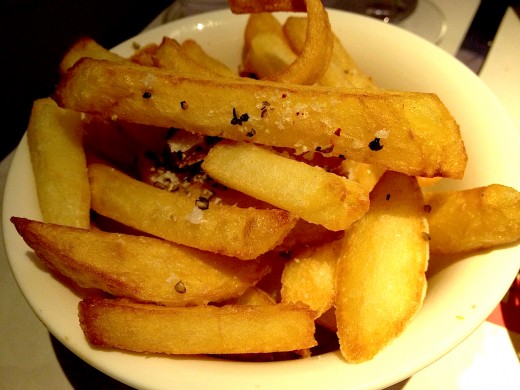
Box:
xmin=1 ymin=1 xmax=519 ymax=389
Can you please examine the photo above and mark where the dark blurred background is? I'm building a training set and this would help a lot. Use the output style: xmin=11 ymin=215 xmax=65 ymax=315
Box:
xmin=0 ymin=0 xmax=171 ymax=161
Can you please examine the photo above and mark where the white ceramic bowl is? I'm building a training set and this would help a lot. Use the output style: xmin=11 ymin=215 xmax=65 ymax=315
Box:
xmin=3 ymin=9 xmax=520 ymax=390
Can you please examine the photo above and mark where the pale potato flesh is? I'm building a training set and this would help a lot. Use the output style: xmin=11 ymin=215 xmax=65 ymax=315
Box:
xmin=202 ymin=141 xmax=369 ymax=231
xmin=27 ymin=98 xmax=90 ymax=228
xmin=335 ymin=171 xmax=429 ymax=363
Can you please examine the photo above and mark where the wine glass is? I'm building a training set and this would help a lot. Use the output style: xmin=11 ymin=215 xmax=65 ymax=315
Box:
xmin=324 ymin=0 xmax=447 ymax=44
xmin=163 ymin=0 xmax=447 ymax=45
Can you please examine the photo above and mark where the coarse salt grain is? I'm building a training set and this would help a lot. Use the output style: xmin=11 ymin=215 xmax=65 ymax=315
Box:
xmin=185 ymin=206 xmax=204 ymax=224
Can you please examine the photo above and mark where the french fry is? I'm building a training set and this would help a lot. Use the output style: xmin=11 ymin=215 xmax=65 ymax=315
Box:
xmin=283 ymin=17 xmax=377 ymax=89
xmin=130 ymin=43 xmax=158 ymax=66
xmin=59 ymin=37 xmax=126 ymax=75
xmin=243 ymin=12 xmax=287 ymax=55
xmin=55 ymin=58 xmax=466 ymax=178
xmin=335 ymin=171 xmax=429 ymax=363
xmin=281 ymin=240 xmax=341 ymax=318
xmin=180 ymin=39 xmax=237 ymax=78
xmin=243 ymin=32 xmax=297 ymax=79
xmin=424 ymin=184 xmax=520 ymax=254
xmin=26 ymin=98 xmax=90 ymax=228
xmin=241 ymin=0 xmax=333 ymax=85
xmin=11 ymin=217 xmax=272 ymax=306
xmin=79 ymin=297 xmax=317 ymax=354
xmin=153 ymin=37 xmax=226 ymax=77
xmin=88 ymin=162 xmax=298 ymax=260
xmin=202 ymin=141 xmax=369 ymax=231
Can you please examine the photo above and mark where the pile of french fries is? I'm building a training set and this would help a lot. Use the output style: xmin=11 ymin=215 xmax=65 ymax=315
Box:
xmin=11 ymin=0 xmax=520 ymax=364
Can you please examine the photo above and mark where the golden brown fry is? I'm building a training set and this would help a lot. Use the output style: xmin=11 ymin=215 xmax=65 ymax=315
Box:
xmin=153 ymin=37 xmax=225 ymax=77
xmin=424 ymin=184 xmax=520 ymax=254
xmin=130 ymin=43 xmax=158 ymax=66
xmin=283 ymin=17 xmax=377 ymax=89
xmin=88 ymin=162 xmax=298 ymax=260
xmin=11 ymin=217 xmax=272 ymax=306
xmin=281 ymin=240 xmax=341 ymax=318
xmin=336 ymin=171 xmax=429 ymax=363
xmin=243 ymin=13 xmax=286 ymax=55
xmin=181 ymin=39 xmax=237 ymax=78
xmin=265 ymin=0 xmax=333 ymax=85
xmin=242 ymin=13 xmax=297 ymax=78
xmin=59 ymin=37 xmax=125 ymax=75
xmin=27 ymin=98 xmax=90 ymax=228
xmin=79 ymin=297 xmax=317 ymax=354
xmin=202 ymin=141 xmax=369 ymax=231
xmin=55 ymin=58 xmax=466 ymax=178
xmin=243 ymin=32 xmax=297 ymax=79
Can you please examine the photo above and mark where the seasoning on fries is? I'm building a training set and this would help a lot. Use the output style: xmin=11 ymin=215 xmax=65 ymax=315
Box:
xmin=11 ymin=0 xmax=520 ymax=364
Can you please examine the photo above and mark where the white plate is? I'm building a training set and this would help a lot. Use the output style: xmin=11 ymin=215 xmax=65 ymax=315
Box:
xmin=3 ymin=9 xmax=520 ymax=390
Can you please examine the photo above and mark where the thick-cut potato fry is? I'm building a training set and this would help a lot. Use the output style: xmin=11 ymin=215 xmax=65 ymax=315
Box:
xmin=59 ymin=37 xmax=126 ymax=75
xmin=283 ymin=17 xmax=376 ymax=89
xmin=56 ymin=58 xmax=466 ymax=178
xmin=261 ymin=0 xmax=333 ymax=85
xmin=11 ymin=217 xmax=272 ymax=306
xmin=424 ymin=184 xmax=520 ymax=254
xmin=336 ymin=171 xmax=429 ymax=363
xmin=243 ymin=13 xmax=287 ymax=55
xmin=281 ymin=240 xmax=341 ymax=318
xmin=202 ymin=141 xmax=369 ymax=231
xmin=26 ymin=98 xmax=90 ymax=228
xmin=242 ymin=13 xmax=297 ymax=79
xmin=153 ymin=37 xmax=225 ymax=78
xmin=130 ymin=43 xmax=158 ymax=66
xmin=243 ymin=32 xmax=297 ymax=79
xmin=180 ymin=39 xmax=237 ymax=78
xmin=88 ymin=162 xmax=298 ymax=260
xmin=79 ymin=297 xmax=317 ymax=354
